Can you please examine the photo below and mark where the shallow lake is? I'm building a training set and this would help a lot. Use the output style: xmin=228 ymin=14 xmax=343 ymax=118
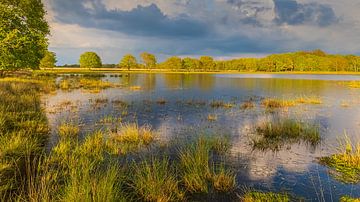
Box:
xmin=42 ymin=73 xmax=360 ymax=201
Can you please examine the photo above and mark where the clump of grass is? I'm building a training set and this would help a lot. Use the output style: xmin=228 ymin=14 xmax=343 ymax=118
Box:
xmin=179 ymin=137 xmax=212 ymax=193
xmin=210 ymin=100 xmax=234 ymax=108
xmin=108 ymin=124 xmax=156 ymax=154
xmin=131 ymin=158 xmax=184 ymax=202
xmin=58 ymin=123 xmax=80 ymax=138
xmin=156 ymin=98 xmax=167 ymax=105
xmin=295 ymin=96 xmax=322 ymax=104
xmin=98 ymin=115 xmax=121 ymax=124
xmin=347 ymin=81 xmax=360 ymax=88
xmin=212 ymin=165 xmax=236 ymax=193
xmin=340 ymin=196 xmax=360 ymax=202
xmin=240 ymin=101 xmax=255 ymax=110
xmin=207 ymin=114 xmax=218 ymax=121
xmin=179 ymin=136 xmax=233 ymax=194
xmin=129 ymin=86 xmax=141 ymax=91
xmin=112 ymin=99 xmax=129 ymax=108
xmin=261 ymin=98 xmax=296 ymax=109
xmin=253 ymin=119 xmax=321 ymax=151
xmin=241 ymin=191 xmax=289 ymax=202
xmin=319 ymin=135 xmax=360 ymax=183
xmin=94 ymin=98 xmax=108 ymax=104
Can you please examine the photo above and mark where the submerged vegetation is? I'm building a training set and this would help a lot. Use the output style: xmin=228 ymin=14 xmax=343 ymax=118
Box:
xmin=253 ymin=119 xmax=321 ymax=151
xmin=320 ymin=136 xmax=360 ymax=184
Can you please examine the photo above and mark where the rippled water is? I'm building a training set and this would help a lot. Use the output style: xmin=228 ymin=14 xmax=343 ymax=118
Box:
xmin=42 ymin=73 xmax=360 ymax=201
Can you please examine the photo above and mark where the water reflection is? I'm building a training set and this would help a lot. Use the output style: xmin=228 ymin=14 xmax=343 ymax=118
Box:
xmin=42 ymin=73 xmax=360 ymax=200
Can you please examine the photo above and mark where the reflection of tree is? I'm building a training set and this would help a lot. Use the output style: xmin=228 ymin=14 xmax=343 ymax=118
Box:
xmin=196 ymin=74 xmax=215 ymax=91
xmin=163 ymin=74 xmax=194 ymax=89
xmin=218 ymin=78 xmax=326 ymax=96
xmin=119 ymin=73 xmax=139 ymax=86
xmin=143 ymin=74 xmax=156 ymax=91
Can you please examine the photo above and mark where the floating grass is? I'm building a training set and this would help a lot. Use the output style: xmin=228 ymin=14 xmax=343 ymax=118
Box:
xmin=319 ymin=135 xmax=360 ymax=183
xmin=253 ymin=119 xmax=321 ymax=151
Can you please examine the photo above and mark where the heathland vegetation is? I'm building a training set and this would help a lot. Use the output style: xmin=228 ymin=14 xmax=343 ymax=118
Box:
xmin=1 ymin=0 xmax=360 ymax=201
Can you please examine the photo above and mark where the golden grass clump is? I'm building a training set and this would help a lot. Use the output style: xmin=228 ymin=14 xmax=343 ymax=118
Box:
xmin=241 ymin=191 xmax=289 ymax=202
xmin=320 ymin=135 xmax=360 ymax=183
xmin=58 ymin=123 xmax=80 ymax=138
xmin=253 ymin=119 xmax=321 ymax=151
xmin=207 ymin=114 xmax=218 ymax=121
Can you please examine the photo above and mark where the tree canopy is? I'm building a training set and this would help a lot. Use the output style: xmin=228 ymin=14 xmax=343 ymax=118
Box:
xmin=39 ymin=51 xmax=57 ymax=69
xmin=140 ymin=52 xmax=157 ymax=69
xmin=119 ymin=54 xmax=137 ymax=70
xmin=79 ymin=52 xmax=102 ymax=69
xmin=0 ymin=1 xmax=49 ymax=73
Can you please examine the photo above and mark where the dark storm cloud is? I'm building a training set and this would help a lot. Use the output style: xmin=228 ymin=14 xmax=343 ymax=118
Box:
xmin=273 ymin=0 xmax=339 ymax=26
xmin=49 ymin=0 xmax=209 ymax=38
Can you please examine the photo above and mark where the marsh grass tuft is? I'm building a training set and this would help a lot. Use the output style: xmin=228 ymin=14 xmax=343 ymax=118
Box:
xmin=262 ymin=96 xmax=322 ymax=110
xmin=207 ymin=114 xmax=218 ymax=121
xmin=131 ymin=158 xmax=185 ymax=202
xmin=241 ymin=191 xmax=289 ymax=202
xmin=58 ymin=123 xmax=80 ymax=138
xmin=340 ymin=196 xmax=360 ymax=202
xmin=108 ymin=124 xmax=156 ymax=155
xmin=319 ymin=135 xmax=360 ymax=183
xmin=179 ymin=136 xmax=234 ymax=194
xmin=210 ymin=100 xmax=234 ymax=109
xmin=240 ymin=101 xmax=255 ymax=110
xmin=253 ymin=119 xmax=321 ymax=151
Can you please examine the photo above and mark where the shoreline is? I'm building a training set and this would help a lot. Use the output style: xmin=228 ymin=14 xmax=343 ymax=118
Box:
xmin=34 ymin=68 xmax=360 ymax=75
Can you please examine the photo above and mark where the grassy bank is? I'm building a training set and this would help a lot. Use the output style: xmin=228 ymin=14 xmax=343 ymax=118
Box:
xmin=35 ymin=68 xmax=360 ymax=75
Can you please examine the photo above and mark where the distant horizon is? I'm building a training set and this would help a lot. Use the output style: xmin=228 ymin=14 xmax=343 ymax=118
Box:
xmin=45 ymin=0 xmax=360 ymax=65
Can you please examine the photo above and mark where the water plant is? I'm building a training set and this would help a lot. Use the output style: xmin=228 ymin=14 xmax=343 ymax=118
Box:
xmin=58 ymin=123 xmax=80 ymax=138
xmin=130 ymin=158 xmax=185 ymax=201
xmin=319 ymin=135 xmax=360 ymax=183
xmin=240 ymin=101 xmax=255 ymax=110
xmin=253 ymin=119 xmax=321 ymax=151
xmin=207 ymin=114 xmax=218 ymax=121
xmin=210 ymin=100 xmax=234 ymax=108
xmin=241 ymin=191 xmax=289 ymax=202
xmin=340 ymin=196 xmax=360 ymax=202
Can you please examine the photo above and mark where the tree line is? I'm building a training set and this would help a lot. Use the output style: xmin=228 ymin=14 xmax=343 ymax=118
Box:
xmin=1 ymin=1 xmax=360 ymax=73
xmin=51 ymin=49 xmax=360 ymax=72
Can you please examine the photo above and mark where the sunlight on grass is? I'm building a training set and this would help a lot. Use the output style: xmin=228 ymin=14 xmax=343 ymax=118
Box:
xmin=253 ymin=119 xmax=321 ymax=151
xmin=320 ymin=134 xmax=360 ymax=183
xmin=241 ymin=191 xmax=289 ymax=202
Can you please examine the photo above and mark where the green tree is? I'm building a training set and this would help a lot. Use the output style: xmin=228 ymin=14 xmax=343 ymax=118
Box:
xmin=162 ymin=56 xmax=183 ymax=70
xmin=182 ymin=58 xmax=200 ymax=71
xmin=39 ymin=51 xmax=57 ymax=69
xmin=79 ymin=52 xmax=102 ymax=69
xmin=119 ymin=54 xmax=137 ymax=70
xmin=199 ymin=56 xmax=215 ymax=70
xmin=0 ymin=2 xmax=49 ymax=75
xmin=140 ymin=52 xmax=157 ymax=69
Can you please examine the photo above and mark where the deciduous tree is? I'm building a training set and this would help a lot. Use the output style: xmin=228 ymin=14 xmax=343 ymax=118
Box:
xmin=79 ymin=52 xmax=102 ymax=69
xmin=39 ymin=51 xmax=57 ymax=69
xmin=119 ymin=54 xmax=138 ymax=70
xmin=140 ymin=52 xmax=157 ymax=69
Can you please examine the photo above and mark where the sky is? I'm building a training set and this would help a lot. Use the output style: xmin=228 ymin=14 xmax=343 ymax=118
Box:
xmin=44 ymin=0 xmax=360 ymax=65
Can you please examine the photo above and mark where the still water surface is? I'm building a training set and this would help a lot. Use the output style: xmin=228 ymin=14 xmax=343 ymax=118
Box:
xmin=42 ymin=73 xmax=360 ymax=201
